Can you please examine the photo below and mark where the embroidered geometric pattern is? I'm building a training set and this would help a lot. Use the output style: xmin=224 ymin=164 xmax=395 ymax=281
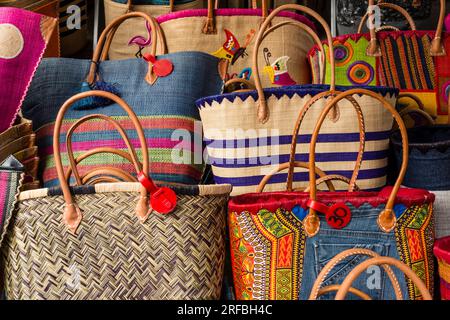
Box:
xmin=395 ymin=203 xmax=435 ymax=300
xmin=228 ymin=208 xmax=306 ymax=300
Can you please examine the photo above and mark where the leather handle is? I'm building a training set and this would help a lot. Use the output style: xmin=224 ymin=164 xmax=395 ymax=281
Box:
xmin=203 ymin=0 xmax=268 ymax=34
xmin=53 ymin=91 xmax=151 ymax=234
xmin=286 ymin=92 xmax=365 ymax=193
xmin=80 ymin=167 xmax=137 ymax=185
xmin=256 ymin=162 xmax=336 ymax=193
xmin=358 ymin=2 xmax=417 ymax=34
xmin=303 ymin=175 xmax=360 ymax=193
xmin=224 ymin=78 xmax=256 ymax=93
xmin=100 ymin=14 xmax=167 ymax=61
xmin=317 ymin=285 xmax=372 ymax=300
xmin=262 ymin=20 xmax=327 ymax=85
xmin=127 ymin=0 xmax=175 ymax=12
xmin=253 ymin=4 xmax=335 ymax=124
xmin=367 ymin=0 xmax=446 ymax=56
xmin=64 ymin=147 xmax=138 ymax=185
xmin=87 ymin=12 xmax=162 ymax=85
xmin=309 ymin=248 xmax=403 ymax=300
xmin=335 ymin=256 xmax=432 ymax=300
xmin=66 ymin=115 xmax=142 ymax=186
xmin=307 ymin=89 xmax=409 ymax=235
xmin=396 ymin=93 xmax=435 ymax=127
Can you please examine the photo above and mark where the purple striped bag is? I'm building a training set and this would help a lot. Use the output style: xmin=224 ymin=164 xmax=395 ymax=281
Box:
xmin=196 ymin=4 xmax=398 ymax=196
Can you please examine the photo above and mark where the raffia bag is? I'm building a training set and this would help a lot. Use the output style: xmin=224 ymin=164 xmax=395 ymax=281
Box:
xmin=0 ymin=91 xmax=232 ymax=300
xmin=104 ymin=0 xmax=204 ymax=59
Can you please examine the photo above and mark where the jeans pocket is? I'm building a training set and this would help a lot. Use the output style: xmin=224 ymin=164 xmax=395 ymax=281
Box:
xmin=313 ymin=241 xmax=391 ymax=300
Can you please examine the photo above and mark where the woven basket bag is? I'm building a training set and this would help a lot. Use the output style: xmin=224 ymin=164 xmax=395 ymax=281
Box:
xmin=0 ymin=91 xmax=232 ymax=300
xmin=197 ymin=3 xmax=398 ymax=196
xmin=104 ymin=0 xmax=204 ymax=59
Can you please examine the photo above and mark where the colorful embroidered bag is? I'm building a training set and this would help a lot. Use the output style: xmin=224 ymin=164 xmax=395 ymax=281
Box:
xmin=228 ymin=88 xmax=435 ymax=300
xmin=434 ymin=236 xmax=450 ymax=300
xmin=0 ymin=91 xmax=232 ymax=300
xmin=0 ymin=7 xmax=57 ymax=133
xmin=104 ymin=0 xmax=204 ymax=60
xmin=22 ymin=12 xmax=225 ymax=187
xmin=308 ymin=0 xmax=450 ymax=124
xmin=107 ymin=0 xmax=316 ymax=88
xmin=197 ymin=4 xmax=398 ymax=196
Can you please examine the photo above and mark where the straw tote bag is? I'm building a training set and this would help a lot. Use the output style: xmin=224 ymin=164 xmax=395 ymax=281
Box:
xmin=109 ymin=0 xmax=317 ymax=88
xmin=308 ymin=0 xmax=450 ymax=124
xmin=309 ymin=249 xmax=432 ymax=300
xmin=104 ymin=0 xmax=204 ymax=60
xmin=0 ymin=91 xmax=232 ymax=300
xmin=22 ymin=12 xmax=225 ymax=188
xmin=197 ymin=4 xmax=398 ymax=196
xmin=228 ymin=88 xmax=435 ymax=300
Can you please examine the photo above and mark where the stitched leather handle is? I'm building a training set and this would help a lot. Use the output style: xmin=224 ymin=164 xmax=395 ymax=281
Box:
xmin=53 ymin=91 xmax=151 ymax=234
xmin=203 ymin=0 xmax=268 ymax=34
xmin=358 ymin=2 xmax=417 ymax=34
xmin=127 ymin=0 xmax=174 ymax=12
xmin=335 ymin=256 xmax=432 ymax=300
xmin=309 ymin=248 xmax=403 ymax=300
xmin=256 ymin=162 xmax=336 ymax=193
xmin=307 ymin=89 xmax=409 ymax=236
xmin=367 ymin=0 xmax=446 ymax=56
xmin=286 ymin=92 xmax=366 ymax=193
xmin=303 ymin=175 xmax=360 ymax=193
xmin=253 ymin=4 xmax=335 ymax=124
xmin=87 ymin=12 xmax=164 ymax=85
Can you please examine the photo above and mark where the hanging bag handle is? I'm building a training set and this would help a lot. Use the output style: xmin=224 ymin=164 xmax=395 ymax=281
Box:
xmin=357 ymin=2 xmax=417 ymax=33
xmin=65 ymin=114 xmax=143 ymax=185
xmin=367 ymin=0 xmax=446 ymax=56
xmin=308 ymin=248 xmax=403 ymax=300
xmin=396 ymin=93 xmax=435 ymax=127
xmin=335 ymin=256 xmax=432 ymax=300
xmin=53 ymin=91 xmax=152 ymax=234
xmin=253 ymin=4 xmax=336 ymax=124
xmin=306 ymin=89 xmax=409 ymax=237
xmin=203 ymin=0 xmax=268 ymax=34
xmin=256 ymin=162 xmax=337 ymax=193
xmin=87 ymin=12 xmax=166 ymax=85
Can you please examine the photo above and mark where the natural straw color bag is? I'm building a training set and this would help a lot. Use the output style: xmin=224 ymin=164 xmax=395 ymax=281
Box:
xmin=0 ymin=91 xmax=232 ymax=300
xmin=309 ymin=248 xmax=432 ymax=300
xmin=104 ymin=0 xmax=204 ymax=60
xmin=197 ymin=4 xmax=397 ymax=196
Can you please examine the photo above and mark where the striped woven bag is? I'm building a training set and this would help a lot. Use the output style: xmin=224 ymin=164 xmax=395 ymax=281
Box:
xmin=308 ymin=0 xmax=450 ymax=124
xmin=22 ymin=11 xmax=225 ymax=187
xmin=197 ymin=3 xmax=398 ymax=196
xmin=0 ymin=91 xmax=232 ymax=300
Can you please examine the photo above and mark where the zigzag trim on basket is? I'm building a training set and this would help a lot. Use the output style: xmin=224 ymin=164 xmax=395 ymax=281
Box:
xmin=196 ymin=84 xmax=399 ymax=107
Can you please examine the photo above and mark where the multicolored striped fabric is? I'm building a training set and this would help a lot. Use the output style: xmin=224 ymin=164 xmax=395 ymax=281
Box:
xmin=308 ymin=31 xmax=450 ymax=124
xmin=197 ymin=85 xmax=398 ymax=196
xmin=0 ymin=156 xmax=23 ymax=244
xmin=22 ymin=52 xmax=224 ymax=187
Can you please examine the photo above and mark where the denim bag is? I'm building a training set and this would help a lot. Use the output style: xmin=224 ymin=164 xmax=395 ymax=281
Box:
xmin=228 ymin=89 xmax=435 ymax=300
xmin=22 ymin=12 xmax=224 ymax=187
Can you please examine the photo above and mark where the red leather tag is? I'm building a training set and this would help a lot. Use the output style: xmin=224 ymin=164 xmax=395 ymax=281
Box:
xmin=144 ymin=54 xmax=173 ymax=77
xmin=326 ymin=203 xmax=352 ymax=229
xmin=150 ymin=187 xmax=177 ymax=214
xmin=138 ymin=172 xmax=177 ymax=215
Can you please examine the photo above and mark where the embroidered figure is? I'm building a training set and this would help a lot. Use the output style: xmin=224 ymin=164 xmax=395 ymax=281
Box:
xmin=263 ymin=48 xmax=296 ymax=86
xmin=212 ymin=29 xmax=256 ymax=65
xmin=128 ymin=21 xmax=152 ymax=58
